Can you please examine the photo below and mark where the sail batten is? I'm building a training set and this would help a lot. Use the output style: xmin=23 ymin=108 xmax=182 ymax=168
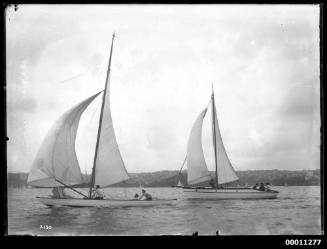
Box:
xmin=27 ymin=92 xmax=101 ymax=187
xmin=186 ymin=108 xmax=211 ymax=185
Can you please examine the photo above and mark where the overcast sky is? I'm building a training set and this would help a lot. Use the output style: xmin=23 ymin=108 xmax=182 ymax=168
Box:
xmin=6 ymin=4 xmax=320 ymax=174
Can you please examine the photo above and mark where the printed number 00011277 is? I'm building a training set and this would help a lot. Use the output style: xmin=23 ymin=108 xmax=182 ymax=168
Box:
xmin=285 ymin=239 xmax=321 ymax=246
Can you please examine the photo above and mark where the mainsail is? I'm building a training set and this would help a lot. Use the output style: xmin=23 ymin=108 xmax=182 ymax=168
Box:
xmin=92 ymin=33 xmax=129 ymax=188
xmin=186 ymin=108 xmax=212 ymax=185
xmin=185 ymin=91 xmax=239 ymax=186
xmin=212 ymin=104 xmax=239 ymax=184
xmin=27 ymin=92 xmax=101 ymax=187
xmin=29 ymin=34 xmax=129 ymax=192
xmin=93 ymin=75 xmax=130 ymax=187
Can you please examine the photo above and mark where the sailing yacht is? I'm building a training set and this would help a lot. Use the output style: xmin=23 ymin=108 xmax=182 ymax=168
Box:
xmin=27 ymin=33 xmax=176 ymax=207
xmin=178 ymin=86 xmax=279 ymax=199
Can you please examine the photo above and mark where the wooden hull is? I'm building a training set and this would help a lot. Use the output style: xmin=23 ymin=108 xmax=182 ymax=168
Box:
xmin=36 ymin=197 xmax=177 ymax=207
xmin=182 ymin=187 xmax=279 ymax=199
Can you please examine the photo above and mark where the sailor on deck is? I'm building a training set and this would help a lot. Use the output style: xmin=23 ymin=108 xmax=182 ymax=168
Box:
xmin=258 ymin=183 xmax=266 ymax=191
xmin=253 ymin=183 xmax=259 ymax=190
xmin=139 ymin=189 xmax=152 ymax=200
xmin=92 ymin=185 xmax=104 ymax=199
xmin=51 ymin=187 xmax=62 ymax=198
xmin=209 ymin=177 xmax=217 ymax=188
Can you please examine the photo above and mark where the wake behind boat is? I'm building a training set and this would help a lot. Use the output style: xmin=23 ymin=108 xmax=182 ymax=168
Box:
xmin=175 ymin=86 xmax=279 ymax=200
xmin=27 ymin=33 xmax=176 ymax=207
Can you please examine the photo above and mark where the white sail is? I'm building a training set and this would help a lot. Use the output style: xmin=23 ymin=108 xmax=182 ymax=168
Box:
xmin=187 ymin=108 xmax=212 ymax=185
xmin=93 ymin=80 xmax=129 ymax=188
xmin=212 ymin=106 xmax=239 ymax=184
xmin=27 ymin=92 xmax=101 ymax=187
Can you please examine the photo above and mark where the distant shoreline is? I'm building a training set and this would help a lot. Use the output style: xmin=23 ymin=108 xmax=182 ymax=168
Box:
xmin=7 ymin=168 xmax=321 ymax=175
xmin=7 ymin=186 xmax=321 ymax=190
xmin=7 ymin=169 xmax=320 ymax=188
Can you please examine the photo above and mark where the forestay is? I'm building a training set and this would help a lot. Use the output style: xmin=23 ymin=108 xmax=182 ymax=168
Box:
xmin=27 ymin=92 xmax=101 ymax=187
xmin=186 ymin=108 xmax=212 ymax=185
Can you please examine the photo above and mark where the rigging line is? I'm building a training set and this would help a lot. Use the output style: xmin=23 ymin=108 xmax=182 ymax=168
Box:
xmin=54 ymin=179 xmax=88 ymax=198
xmin=60 ymin=60 xmax=107 ymax=84
xmin=59 ymin=73 xmax=84 ymax=84
xmin=205 ymin=97 xmax=212 ymax=110
xmin=44 ymin=170 xmax=88 ymax=198
xmin=175 ymin=156 xmax=187 ymax=184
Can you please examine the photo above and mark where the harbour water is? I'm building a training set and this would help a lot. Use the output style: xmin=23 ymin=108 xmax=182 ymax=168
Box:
xmin=7 ymin=186 xmax=321 ymax=235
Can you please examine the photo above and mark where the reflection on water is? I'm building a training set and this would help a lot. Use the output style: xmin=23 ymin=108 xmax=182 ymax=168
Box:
xmin=7 ymin=186 xmax=321 ymax=235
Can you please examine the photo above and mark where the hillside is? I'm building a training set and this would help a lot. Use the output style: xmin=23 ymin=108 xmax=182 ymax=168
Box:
xmin=7 ymin=169 xmax=320 ymax=188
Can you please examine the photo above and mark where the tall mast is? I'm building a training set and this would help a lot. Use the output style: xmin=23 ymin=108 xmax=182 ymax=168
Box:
xmin=211 ymin=83 xmax=219 ymax=188
xmin=88 ymin=33 xmax=116 ymax=198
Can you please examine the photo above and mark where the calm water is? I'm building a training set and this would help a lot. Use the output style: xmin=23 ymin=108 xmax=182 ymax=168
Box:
xmin=7 ymin=186 xmax=321 ymax=235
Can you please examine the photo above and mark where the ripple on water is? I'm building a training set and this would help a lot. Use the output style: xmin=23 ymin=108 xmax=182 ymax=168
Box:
xmin=7 ymin=186 xmax=321 ymax=235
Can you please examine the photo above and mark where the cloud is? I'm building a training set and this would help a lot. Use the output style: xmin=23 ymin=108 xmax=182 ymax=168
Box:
xmin=6 ymin=5 xmax=320 ymax=173
xmin=280 ymin=82 xmax=318 ymax=120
